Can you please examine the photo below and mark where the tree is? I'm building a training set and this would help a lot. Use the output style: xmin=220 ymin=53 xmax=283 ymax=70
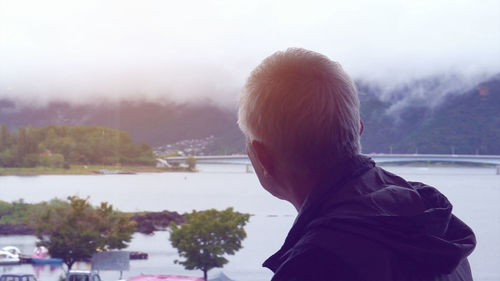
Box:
xmin=169 ymin=208 xmax=250 ymax=280
xmin=0 ymin=125 xmax=155 ymax=167
xmin=31 ymin=196 xmax=136 ymax=270
xmin=16 ymin=126 xmax=39 ymax=166
xmin=185 ymin=156 xmax=197 ymax=171
xmin=0 ymin=124 xmax=11 ymax=151
xmin=0 ymin=148 xmax=15 ymax=167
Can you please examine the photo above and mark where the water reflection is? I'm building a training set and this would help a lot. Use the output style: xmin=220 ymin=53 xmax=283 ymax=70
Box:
xmin=32 ymin=265 xmax=63 ymax=280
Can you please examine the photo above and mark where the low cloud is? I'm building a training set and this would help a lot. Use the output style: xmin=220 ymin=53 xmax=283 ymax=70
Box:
xmin=1 ymin=0 xmax=499 ymax=108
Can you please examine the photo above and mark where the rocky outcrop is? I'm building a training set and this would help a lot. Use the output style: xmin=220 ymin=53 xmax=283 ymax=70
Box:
xmin=0 ymin=224 xmax=35 ymax=235
xmin=131 ymin=211 xmax=185 ymax=234
xmin=0 ymin=211 xmax=185 ymax=235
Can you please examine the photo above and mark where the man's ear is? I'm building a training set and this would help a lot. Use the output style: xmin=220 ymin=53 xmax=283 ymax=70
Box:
xmin=360 ymin=119 xmax=364 ymax=136
xmin=249 ymin=140 xmax=275 ymax=176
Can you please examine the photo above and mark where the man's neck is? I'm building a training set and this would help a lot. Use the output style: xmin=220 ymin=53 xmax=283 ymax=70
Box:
xmin=283 ymin=154 xmax=363 ymax=212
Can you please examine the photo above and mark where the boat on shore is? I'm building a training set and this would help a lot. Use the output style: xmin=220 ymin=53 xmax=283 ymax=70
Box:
xmin=31 ymin=257 xmax=63 ymax=264
xmin=32 ymin=246 xmax=63 ymax=264
xmin=0 ymin=246 xmax=21 ymax=265
xmin=0 ymin=251 xmax=20 ymax=265
xmin=129 ymin=251 xmax=148 ymax=260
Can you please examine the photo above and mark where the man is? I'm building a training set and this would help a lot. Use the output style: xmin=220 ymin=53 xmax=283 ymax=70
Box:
xmin=238 ymin=48 xmax=476 ymax=281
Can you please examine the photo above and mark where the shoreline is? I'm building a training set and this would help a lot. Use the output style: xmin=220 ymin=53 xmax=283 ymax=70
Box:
xmin=0 ymin=165 xmax=195 ymax=176
xmin=0 ymin=210 xmax=186 ymax=236
xmin=1 ymin=161 xmax=492 ymax=176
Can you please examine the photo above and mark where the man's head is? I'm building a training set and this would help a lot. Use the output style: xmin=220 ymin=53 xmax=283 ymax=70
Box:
xmin=238 ymin=48 xmax=361 ymax=174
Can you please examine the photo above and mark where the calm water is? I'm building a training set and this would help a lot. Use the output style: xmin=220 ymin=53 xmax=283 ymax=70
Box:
xmin=0 ymin=165 xmax=499 ymax=281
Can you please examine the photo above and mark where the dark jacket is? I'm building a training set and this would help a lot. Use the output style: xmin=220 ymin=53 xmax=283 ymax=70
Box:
xmin=263 ymin=155 xmax=476 ymax=281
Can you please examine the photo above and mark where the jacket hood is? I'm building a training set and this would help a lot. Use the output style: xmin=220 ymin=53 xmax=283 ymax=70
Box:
xmin=315 ymin=182 xmax=475 ymax=273
xmin=264 ymin=155 xmax=476 ymax=278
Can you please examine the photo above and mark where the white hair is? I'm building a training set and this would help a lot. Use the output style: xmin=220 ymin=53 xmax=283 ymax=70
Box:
xmin=238 ymin=48 xmax=361 ymax=169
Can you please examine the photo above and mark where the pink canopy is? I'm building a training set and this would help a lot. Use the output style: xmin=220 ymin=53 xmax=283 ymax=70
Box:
xmin=32 ymin=246 xmax=50 ymax=259
xmin=127 ymin=275 xmax=204 ymax=281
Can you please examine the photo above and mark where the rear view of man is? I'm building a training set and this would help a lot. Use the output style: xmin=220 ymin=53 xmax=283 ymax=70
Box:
xmin=238 ymin=48 xmax=476 ymax=281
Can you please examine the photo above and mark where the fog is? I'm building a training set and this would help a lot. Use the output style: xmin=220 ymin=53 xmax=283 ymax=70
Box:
xmin=1 ymin=0 xmax=499 ymax=107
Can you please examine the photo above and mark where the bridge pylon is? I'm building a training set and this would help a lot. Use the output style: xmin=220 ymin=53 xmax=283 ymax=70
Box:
xmin=246 ymin=164 xmax=253 ymax=173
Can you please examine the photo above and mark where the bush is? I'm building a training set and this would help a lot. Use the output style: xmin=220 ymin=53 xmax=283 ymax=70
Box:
xmin=39 ymin=154 xmax=52 ymax=167
xmin=39 ymin=153 xmax=65 ymax=168
xmin=0 ymin=149 xmax=15 ymax=167
xmin=185 ymin=156 xmax=196 ymax=171
xmin=22 ymin=154 xmax=39 ymax=168
xmin=51 ymin=154 xmax=65 ymax=168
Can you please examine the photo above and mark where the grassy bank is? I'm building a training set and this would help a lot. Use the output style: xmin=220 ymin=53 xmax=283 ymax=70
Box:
xmin=0 ymin=165 xmax=193 ymax=176
xmin=0 ymin=197 xmax=186 ymax=235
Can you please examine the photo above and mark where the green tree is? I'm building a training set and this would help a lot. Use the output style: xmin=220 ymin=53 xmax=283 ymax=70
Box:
xmin=185 ymin=156 xmax=197 ymax=171
xmin=1 ymin=125 xmax=155 ymax=167
xmin=31 ymin=196 xmax=136 ymax=270
xmin=0 ymin=148 xmax=15 ymax=167
xmin=22 ymin=153 xmax=39 ymax=167
xmin=0 ymin=199 xmax=30 ymax=224
xmin=169 ymin=208 xmax=250 ymax=280
xmin=0 ymin=124 xmax=11 ymax=151
xmin=15 ymin=126 xmax=40 ymax=166
xmin=51 ymin=153 xmax=65 ymax=168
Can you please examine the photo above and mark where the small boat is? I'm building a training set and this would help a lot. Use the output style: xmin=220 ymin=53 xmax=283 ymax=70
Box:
xmin=1 ymin=246 xmax=32 ymax=263
xmin=31 ymin=246 xmax=63 ymax=264
xmin=31 ymin=257 xmax=63 ymax=264
xmin=2 ymin=246 xmax=21 ymax=256
xmin=129 ymin=251 xmax=148 ymax=260
xmin=0 ymin=249 xmax=20 ymax=265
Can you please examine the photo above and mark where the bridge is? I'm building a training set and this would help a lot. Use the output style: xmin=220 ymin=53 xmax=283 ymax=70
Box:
xmin=161 ymin=154 xmax=500 ymax=174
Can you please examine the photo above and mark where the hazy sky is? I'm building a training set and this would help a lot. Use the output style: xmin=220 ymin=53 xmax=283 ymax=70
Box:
xmin=1 ymin=0 xmax=499 ymax=105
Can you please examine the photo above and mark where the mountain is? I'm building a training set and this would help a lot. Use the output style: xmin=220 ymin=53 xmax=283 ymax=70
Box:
xmin=358 ymin=74 xmax=500 ymax=155
xmin=0 ymin=74 xmax=499 ymax=155
xmin=394 ymin=76 xmax=500 ymax=154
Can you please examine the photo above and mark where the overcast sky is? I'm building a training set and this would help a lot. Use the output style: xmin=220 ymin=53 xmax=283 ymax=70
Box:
xmin=1 ymin=0 xmax=499 ymax=105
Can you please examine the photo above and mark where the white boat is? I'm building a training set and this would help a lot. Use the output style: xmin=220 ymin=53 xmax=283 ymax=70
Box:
xmin=2 ymin=246 xmax=22 ymax=256
xmin=0 ymin=247 xmax=21 ymax=265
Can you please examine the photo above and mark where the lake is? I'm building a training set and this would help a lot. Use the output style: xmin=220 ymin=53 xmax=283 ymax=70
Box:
xmin=1 ymin=164 xmax=499 ymax=281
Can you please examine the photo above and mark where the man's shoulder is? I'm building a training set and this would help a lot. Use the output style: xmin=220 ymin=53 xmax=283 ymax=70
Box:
xmin=271 ymin=245 xmax=361 ymax=281
xmin=266 ymin=160 xmax=475 ymax=281
xmin=268 ymin=221 xmax=399 ymax=281
xmin=272 ymin=238 xmax=474 ymax=281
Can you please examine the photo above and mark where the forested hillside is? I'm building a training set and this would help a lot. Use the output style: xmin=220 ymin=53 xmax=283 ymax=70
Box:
xmin=0 ymin=100 xmax=236 ymax=149
xmin=0 ymin=125 xmax=154 ymax=168
xmin=0 ymin=74 xmax=498 ymax=155
xmin=358 ymin=75 xmax=500 ymax=154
